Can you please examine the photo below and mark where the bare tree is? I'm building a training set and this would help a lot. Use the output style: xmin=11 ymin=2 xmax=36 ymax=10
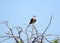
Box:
xmin=0 ymin=15 xmax=60 ymax=43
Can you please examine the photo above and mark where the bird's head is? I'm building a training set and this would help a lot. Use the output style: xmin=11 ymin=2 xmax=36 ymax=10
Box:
xmin=33 ymin=15 xmax=36 ymax=19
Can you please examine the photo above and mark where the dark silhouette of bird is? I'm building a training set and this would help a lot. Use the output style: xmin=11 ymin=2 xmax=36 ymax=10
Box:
xmin=29 ymin=16 xmax=36 ymax=24
xmin=25 ymin=16 xmax=36 ymax=32
xmin=26 ymin=16 xmax=36 ymax=27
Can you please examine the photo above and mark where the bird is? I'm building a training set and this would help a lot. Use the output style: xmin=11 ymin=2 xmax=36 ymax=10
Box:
xmin=25 ymin=16 xmax=36 ymax=31
xmin=29 ymin=16 xmax=36 ymax=24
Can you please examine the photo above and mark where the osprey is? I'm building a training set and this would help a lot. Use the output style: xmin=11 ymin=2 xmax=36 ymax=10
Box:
xmin=25 ymin=16 xmax=36 ymax=31
xmin=29 ymin=16 xmax=36 ymax=24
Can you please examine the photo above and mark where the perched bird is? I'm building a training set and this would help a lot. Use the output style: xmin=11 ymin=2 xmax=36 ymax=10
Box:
xmin=29 ymin=16 xmax=36 ymax=24
xmin=25 ymin=16 xmax=36 ymax=31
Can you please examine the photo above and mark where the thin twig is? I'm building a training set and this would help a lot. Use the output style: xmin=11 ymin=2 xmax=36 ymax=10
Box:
xmin=25 ymin=25 xmax=29 ymax=43
xmin=45 ymin=38 xmax=52 ymax=43
xmin=40 ymin=15 xmax=52 ymax=43
xmin=0 ymin=37 xmax=11 ymax=43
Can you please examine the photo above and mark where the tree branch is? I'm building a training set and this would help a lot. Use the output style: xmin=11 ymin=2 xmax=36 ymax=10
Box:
xmin=40 ymin=15 xmax=53 ymax=43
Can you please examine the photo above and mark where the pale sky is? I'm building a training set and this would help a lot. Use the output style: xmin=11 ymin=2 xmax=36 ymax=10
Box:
xmin=0 ymin=0 xmax=60 ymax=43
